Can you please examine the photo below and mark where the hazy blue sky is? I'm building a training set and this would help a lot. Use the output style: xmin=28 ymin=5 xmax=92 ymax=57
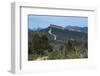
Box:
xmin=28 ymin=15 xmax=88 ymax=30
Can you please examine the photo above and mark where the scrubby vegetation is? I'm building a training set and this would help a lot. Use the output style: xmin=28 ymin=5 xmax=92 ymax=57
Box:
xmin=28 ymin=32 xmax=88 ymax=61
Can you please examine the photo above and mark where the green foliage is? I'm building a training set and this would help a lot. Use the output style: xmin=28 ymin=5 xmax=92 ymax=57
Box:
xmin=29 ymin=32 xmax=52 ymax=58
xmin=48 ymin=51 xmax=61 ymax=59
xmin=28 ymin=42 xmax=33 ymax=54
xmin=63 ymin=40 xmax=88 ymax=59
xmin=28 ymin=54 xmax=39 ymax=60
xmin=28 ymin=32 xmax=88 ymax=60
xmin=65 ymin=50 xmax=82 ymax=59
xmin=55 ymin=40 xmax=87 ymax=59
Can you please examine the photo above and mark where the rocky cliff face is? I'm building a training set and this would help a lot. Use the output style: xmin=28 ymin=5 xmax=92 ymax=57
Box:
xmin=49 ymin=24 xmax=64 ymax=30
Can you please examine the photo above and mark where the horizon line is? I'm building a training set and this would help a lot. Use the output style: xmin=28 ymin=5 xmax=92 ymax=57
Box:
xmin=28 ymin=24 xmax=88 ymax=30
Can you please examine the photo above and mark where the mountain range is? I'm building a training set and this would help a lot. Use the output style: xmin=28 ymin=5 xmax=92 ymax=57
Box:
xmin=28 ymin=24 xmax=88 ymax=42
xmin=65 ymin=25 xmax=87 ymax=33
